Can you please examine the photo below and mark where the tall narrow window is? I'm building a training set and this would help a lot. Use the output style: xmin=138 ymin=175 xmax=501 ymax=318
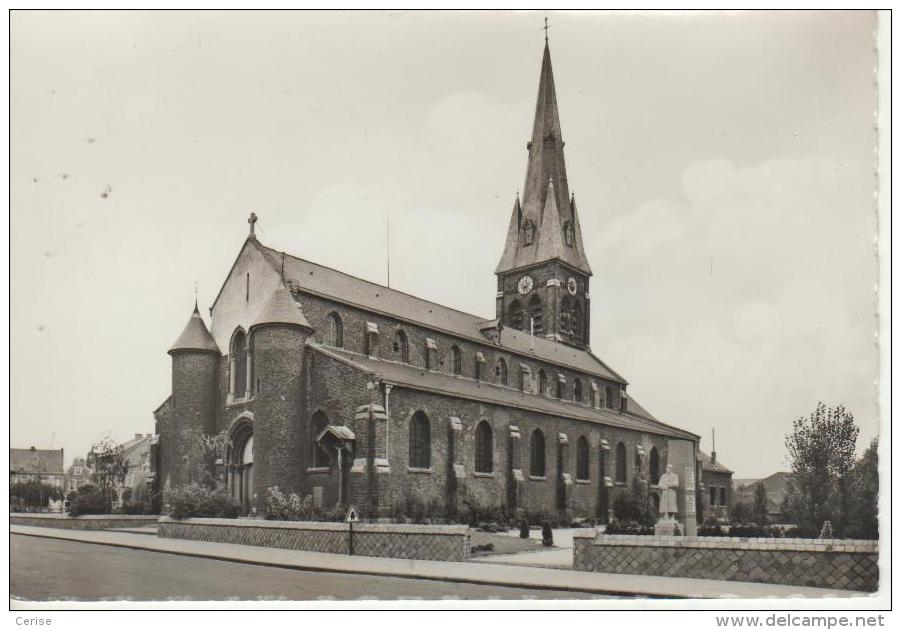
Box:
xmin=538 ymin=369 xmax=547 ymax=396
xmin=509 ymin=300 xmax=524 ymax=331
xmin=245 ymin=273 xmax=250 ymax=302
xmin=529 ymin=295 xmax=544 ymax=333
xmin=589 ymin=384 xmax=597 ymax=408
xmin=475 ymin=421 xmax=493 ymax=473
xmin=560 ymin=296 xmax=571 ymax=332
xmin=409 ymin=411 xmax=431 ymax=469
xmin=563 ymin=221 xmax=574 ymax=247
xmin=231 ymin=329 xmax=248 ymax=399
xmin=530 ymin=429 xmax=546 ymax=477
xmin=573 ymin=378 xmax=583 ymax=403
xmin=311 ymin=411 xmax=330 ymax=468
xmin=709 ymin=486 xmax=717 ymax=507
xmin=649 ymin=447 xmax=660 ymax=485
xmin=605 ymin=386 xmax=613 ymax=410
xmin=325 ymin=312 xmax=343 ymax=347
xmin=496 ymin=358 xmax=508 ymax=386
xmin=450 ymin=345 xmax=462 ymax=375
xmin=719 ymin=487 xmax=727 ymax=507
xmin=392 ymin=330 xmax=409 ymax=363
xmin=556 ymin=375 xmax=564 ymax=399
xmin=576 ymin=436 xmax=590 ymax=481
xmin=571 ymin=301 xmax=583 ymax=341
xmin=615 ymin=442 xmax=627 ymax=483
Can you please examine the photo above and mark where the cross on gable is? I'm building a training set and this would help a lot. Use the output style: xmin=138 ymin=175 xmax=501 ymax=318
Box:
xmin=248 ymin=212 xmax=258 ymax=237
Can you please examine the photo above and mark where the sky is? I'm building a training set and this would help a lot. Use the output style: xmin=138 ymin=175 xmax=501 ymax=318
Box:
xmin=10 ymin=10 xmax=879 ymax=477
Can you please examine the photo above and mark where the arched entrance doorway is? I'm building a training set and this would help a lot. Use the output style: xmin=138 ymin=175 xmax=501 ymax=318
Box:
xmin=227 ymin=420 xmax=254 ymax=515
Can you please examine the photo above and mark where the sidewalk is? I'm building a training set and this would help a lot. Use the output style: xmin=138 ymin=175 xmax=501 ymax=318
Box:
xmin=11 ymin=525 xmax=869 ymax=600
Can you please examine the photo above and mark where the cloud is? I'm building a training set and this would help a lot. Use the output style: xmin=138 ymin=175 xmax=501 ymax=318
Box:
xmin=596 ymin=156 xmax=877 ymax=476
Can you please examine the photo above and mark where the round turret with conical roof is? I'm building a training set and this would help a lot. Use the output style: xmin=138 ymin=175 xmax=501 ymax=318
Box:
xmin=247 ymin=283 xmax=314 ymax=505
xmin=163 ymin=302 xmax=221 ymax=491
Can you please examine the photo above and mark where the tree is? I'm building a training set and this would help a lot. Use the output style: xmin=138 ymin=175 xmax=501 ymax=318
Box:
xmin=180 ymin=426 xmax=231 ymax=489
xmin=87 ymin=435 xmax=128 ymax=512
xmin=613 ymin=475 xmax=654 ymax=526
xmin=731 ymin=501 xmax=752 ymax=524
xmin=10 ymin=481 xmax=63 ymax=511
xmin=846 ymin=438 xmax=879 ymax=539
xmin=752 ymin=483 xmax=769 ymax=525
xmin=783 ymin=402 xmax=859 ymax=537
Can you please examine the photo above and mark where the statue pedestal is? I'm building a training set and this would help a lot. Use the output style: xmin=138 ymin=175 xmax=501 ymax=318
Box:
xmin=655 ymin=516 xmax=681 ymax=537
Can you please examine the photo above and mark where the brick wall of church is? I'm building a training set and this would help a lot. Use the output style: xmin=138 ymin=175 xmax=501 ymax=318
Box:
xmin=388 ymin=386 xmax=671 ymax=519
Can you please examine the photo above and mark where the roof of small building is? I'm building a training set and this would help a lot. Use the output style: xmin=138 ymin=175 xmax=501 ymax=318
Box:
xmin=251 ymin=282 xmax=313 ymax=330
xmin=698 ymin=450 xmax=733 ymax=474
xmin=169 ymin=304 xmax=220 ymax=354
xmin=310 ymin=344 xmax=698 ymax=441
xmin=10 ymin=447 xmax=65 ymax=475
xmin=253 ymin=239 xmax=626 ymax=384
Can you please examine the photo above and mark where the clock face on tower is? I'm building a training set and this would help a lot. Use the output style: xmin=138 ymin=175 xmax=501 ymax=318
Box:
xmin=517 ymin=275 xmax=534 ymax=295
xmin=567 ymin=277 xmax=578 ymax=295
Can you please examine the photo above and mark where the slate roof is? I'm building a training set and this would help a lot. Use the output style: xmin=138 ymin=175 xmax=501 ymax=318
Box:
xmin=251 ymin=282 xmax=313 ymax=330
xmin=10 ymin=448 xmax=65 ymax=475
xmin=310 ymin=344 xmax=697 ymax=440
xmin=255 ymin=240 xmax=625 ymax=384
xmin=496 ymin=41 xmax=591 ymax=275
xmin=698 ymin=450 xmax=733 ymax=474
xmin=170 ymin=304 xmax=220 ymax=354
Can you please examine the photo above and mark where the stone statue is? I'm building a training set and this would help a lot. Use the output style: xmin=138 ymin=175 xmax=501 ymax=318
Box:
xmin=656 ymin=464 xmax=680 ymax=522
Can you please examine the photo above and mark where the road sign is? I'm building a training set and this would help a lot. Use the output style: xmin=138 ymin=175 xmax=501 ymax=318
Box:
xmin=345 ymin=505 xmax=360 ymax=523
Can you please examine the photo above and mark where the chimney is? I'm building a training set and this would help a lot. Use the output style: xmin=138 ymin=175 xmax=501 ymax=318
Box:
xmin=711 ymin=428 xmax=717 ymax=463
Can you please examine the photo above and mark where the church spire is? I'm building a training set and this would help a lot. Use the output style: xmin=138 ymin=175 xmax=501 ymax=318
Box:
xmin=496 ymin=39 xmax=592 ymax=276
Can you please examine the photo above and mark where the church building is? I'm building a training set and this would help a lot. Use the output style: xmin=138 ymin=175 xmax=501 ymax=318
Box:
xmin=153 ymin=38 xmax=701 ymax=529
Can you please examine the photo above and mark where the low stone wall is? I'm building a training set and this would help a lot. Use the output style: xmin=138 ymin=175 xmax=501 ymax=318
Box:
xmin=573 ymin=530 xmax=879 ymax=592
xmin=10 ymin=513 xmax=161 ymax=530
xmin=157 ymin=517 xmax=471 ymax=562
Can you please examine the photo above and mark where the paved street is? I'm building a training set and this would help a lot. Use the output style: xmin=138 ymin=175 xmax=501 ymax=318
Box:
xmin=11 ymin=535 xmax=612 ymax=601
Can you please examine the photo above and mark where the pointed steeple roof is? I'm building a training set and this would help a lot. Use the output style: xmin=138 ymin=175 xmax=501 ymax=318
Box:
xmin=250 ymin=282 xmax=313 ymax=331
xmin=496 ymin=41 xmax=592 ymax=276
xmin=169 ymin=303 xmax=220 ymax=354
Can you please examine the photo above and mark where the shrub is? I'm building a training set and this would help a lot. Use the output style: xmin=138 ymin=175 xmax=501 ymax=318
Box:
xmin=605 ymin=519 xmax=654 ymax=536
xmin=819 ymin=520 xmax=834 ymax=539
xmin=519 ymin=520 xmax=530 ymax=539
xmin=697 ymin=519 xmax=725 ymax=537
xmin=68 ymin=485 xmax=111 ymax=516
xmin=264 ymin=486 xmax=312 ymax=521
xmin=167 ymin=483 xmax=241 ymax=519
xmin=119 ymin=501 xmax=146 ymax=515
xmin=541 ymin=521 xmax=554 ymax=546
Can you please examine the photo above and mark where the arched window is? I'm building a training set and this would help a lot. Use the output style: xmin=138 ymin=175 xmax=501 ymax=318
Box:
xmin=529 ymin=295 xmax=544 ymax=333
xmin=325 ymin=312 xmax=343 ymax=347
xmin=589 ymin=384 xmax=597 ymax=408
xmin=231 ymin=329 xmax=248 ymax=399
xmin=538 ymin=369 xmax=547 ymax=396
xmin=615 ymin=442 xmax=627 ymax=483
xmin=450 ymin=345 xmax=463 ymax=375
xmin=522 ymin=220 xmax=535 ymax=246
xmin=576 ymin=436 xmax=590 ymax=481
xmin=649 ymin=447 xmax=661 ymax=485
xmin=530 ymin=429 xmax=546 ymax=477
xmin=311 ymin=411 xmax=330 ymax=468
xmin=392 ymin=330 xmax=409 ymax=363
xmin=408 ymin=411 xmax=431 ymax=469
xmin=496 ymin=358 xmax=508 ymax=386
xmin=560 ymin=296 xmax=572 ymax=332
xmin=571 ymin=301 xmax=583 ymax=341
xmin=573 ymin=378 xmax=583 ymax=403
xmin=475 ymin=421 xmax=493 ymax=473
xmin=605 ymin=386 xmax=613 ymax=410
xmin=556 ymin=376 xmax=564 ymax=399
xmin=509 ymin=300 xmax=524 ymax=331
xmin=635 ymin=451 xmax=642 ymax=476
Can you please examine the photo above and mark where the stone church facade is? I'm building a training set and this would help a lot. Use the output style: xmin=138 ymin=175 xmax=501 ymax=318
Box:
xmin=153 ymin=40 xmax=701 ymax=527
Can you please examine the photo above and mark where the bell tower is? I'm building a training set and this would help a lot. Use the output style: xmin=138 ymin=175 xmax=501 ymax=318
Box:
xmin=495 ymin=39 xmax=592 ymax=349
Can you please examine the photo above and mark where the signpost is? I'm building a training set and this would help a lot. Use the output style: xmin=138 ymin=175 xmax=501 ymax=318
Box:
xmin=345 ymin=505 xmax=360 ymax=555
